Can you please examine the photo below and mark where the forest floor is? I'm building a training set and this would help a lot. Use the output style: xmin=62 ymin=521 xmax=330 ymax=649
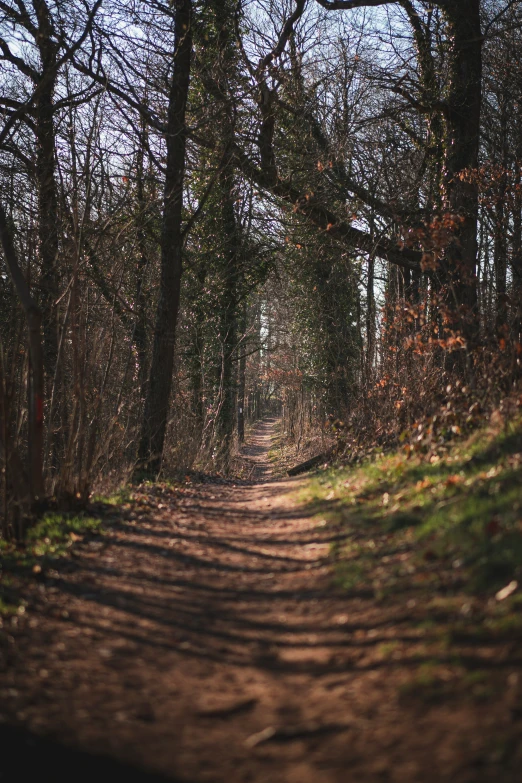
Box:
xmin=1 ymin=417 xmax=522 ymax=782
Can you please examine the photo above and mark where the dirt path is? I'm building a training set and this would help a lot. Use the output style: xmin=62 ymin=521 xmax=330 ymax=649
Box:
xmin=1 ymin=419 xmax=520 ymax=782
xmin=241 ymin=416 xmax=277 ymax=479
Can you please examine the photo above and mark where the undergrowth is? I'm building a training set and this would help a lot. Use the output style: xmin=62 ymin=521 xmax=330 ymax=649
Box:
xmin=303 ymin=411 xmax=522 ymax=596
xmin=0 ymin=511 xmax=103 ymax=619
xmin=301 ymin=409 xmax=522 ymax=712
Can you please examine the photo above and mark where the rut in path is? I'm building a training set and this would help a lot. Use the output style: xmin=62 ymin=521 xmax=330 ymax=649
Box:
xmin=1 ymin=418 xmax=520 ymax=783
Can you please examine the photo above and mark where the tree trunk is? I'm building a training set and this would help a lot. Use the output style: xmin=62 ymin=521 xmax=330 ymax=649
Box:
xmin=189 ymin=263 xmax=208 ymax=438
xmin=216 ymin=151 xmax=240 ymax=470
xmin=36 ymin=76 xmax=60 ymax=383
xmin=34 ymin=9 xmax=60 ymax=384
xmin=494 ymin=190 xmax=508 ymax=337
xmin=32 ymin=9 xmax=64 ymax=471
xmin=366 ymin=253 xmax=375 ymax=380
xmin=512 ymin=105 xmax=522 ymax=347
xmin=135 ymin=122 xmax=151 ymax=402
xmin=136 ymin=0 xmax=193 ymax=475
xmin=237 ymin=301 xmax=247 ymax=443
xmin=441 ymin=1 xmax=482 ymax=345
xmin=0 ymin=201 xmax=45 ymax=511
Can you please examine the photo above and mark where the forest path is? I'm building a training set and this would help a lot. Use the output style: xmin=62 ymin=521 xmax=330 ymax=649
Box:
xmin=240 ymin=415 xmax=278 ymax=479
xmin=1 ymin=419 xmax=518 ymax=782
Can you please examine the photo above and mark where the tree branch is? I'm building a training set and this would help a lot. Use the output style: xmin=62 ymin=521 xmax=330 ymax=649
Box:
xmin=231 ymin=142 xmax=421 ymax=269
xmin=257 ymin=0 xmax=307 ymax=75
xmin=484 ymin=0 xmax=521 ymax=35
xmin=314 ymin=0 xmax=397 ymax=9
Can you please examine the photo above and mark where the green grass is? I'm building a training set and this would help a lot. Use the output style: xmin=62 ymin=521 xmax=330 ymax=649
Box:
xmin=91 ymin=485 xmax=133 ymax=506
xmin=26 ymin=512 xmax=102 ymax=558
xmin=266 ymin=420 xmax=289 ymax=469
xmin=398 ymin=662 xmax=445 ymax=702
xmin=398 ymin=662 xmax=500 ymax=705
xmin=1 ymin=511 xmax=104 ymax=617
xmin=302 ymin=413 xmax=522 ymax=595
xmin=267 ymin=436 xmax=282 ymax=465
xmin=0 ymin=594 xmax=24 ymax=618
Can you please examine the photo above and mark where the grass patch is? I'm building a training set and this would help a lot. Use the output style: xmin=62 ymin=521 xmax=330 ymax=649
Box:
xmin=398 ymin=663 xmax=445 ymax=702
xmin=26 ymin=512 xmax=102 ymax=558
xmin=398 ymin=663 xmax=501 ymax=705
xmin=266 ymin=420 xmax=301 ymax=477
xmin=267 ymin=430 xmax=283 ymax=467
xmin=1 ymin=511 xmax=104 ymax=617
xmin=333 ymin=560 xmax=368 ymax=590
xmin=91 ymin=485 xmax=133 ymax=506
xmin=302 ymin=413 xmax=522 ymax=596
xmin=0 ymin=594 xmax=24 ymax=618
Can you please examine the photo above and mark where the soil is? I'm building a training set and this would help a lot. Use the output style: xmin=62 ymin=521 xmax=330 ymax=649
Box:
xmin=1 ymin=418 xmax=521 ymax=783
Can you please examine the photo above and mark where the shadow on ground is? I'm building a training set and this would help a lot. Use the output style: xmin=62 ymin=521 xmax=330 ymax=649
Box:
xmin=19 ymin=479 xmax=521 ymax=676
xmin=2 ymin=418 xmax=522 ymax=783
xmin=0 ymin=724 xmax=186 ymax=783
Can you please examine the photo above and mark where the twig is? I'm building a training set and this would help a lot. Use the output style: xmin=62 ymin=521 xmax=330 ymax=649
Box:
xmin=245 ymin=721 xmax=352 ymax=748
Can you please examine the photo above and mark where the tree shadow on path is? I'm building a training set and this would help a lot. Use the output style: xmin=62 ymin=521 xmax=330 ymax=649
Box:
xmin=0 ymin=724 xmax=188 ymax=783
